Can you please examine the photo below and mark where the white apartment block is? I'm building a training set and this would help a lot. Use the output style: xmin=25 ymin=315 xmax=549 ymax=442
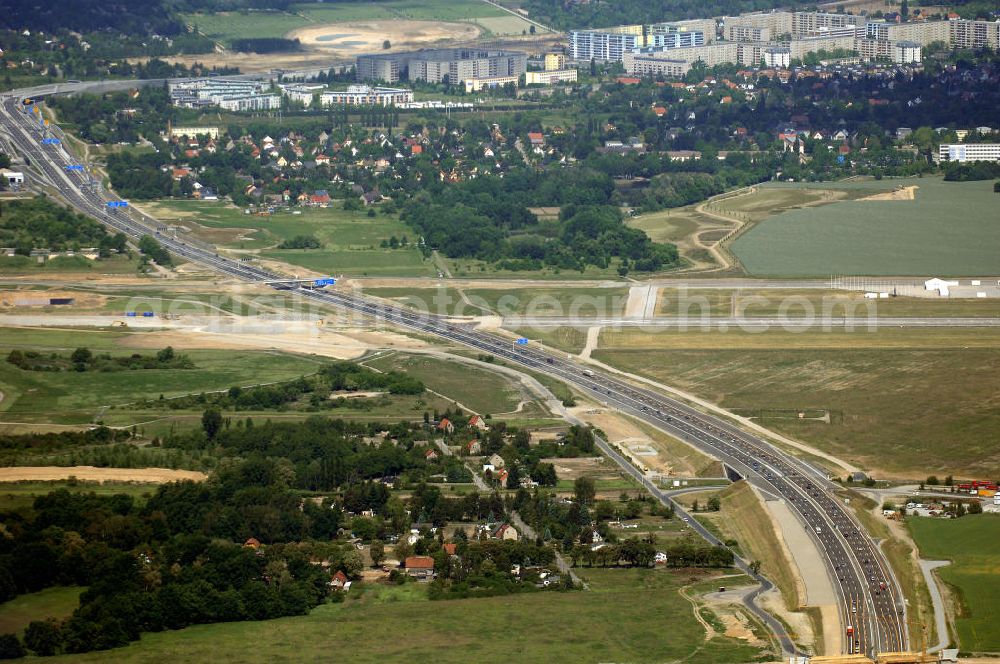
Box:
xmin=281 ymin=84 xmax=326 ymax=107
xmin=723 ymin=12 xmax=794 ymax=37
xmin=788 ymin=34 xmax=857 ymax=60
xmin=319 ymin=85 xmax=414 ymax=107
xmin=217 ymin=94 xmax=281 ymax=112
xmin=949 ymin=19 xmax=1000 ymax=49
xmin=622 ymin=53 xmax=692 ymax=78
xmin=938 ymin=143 xmax=1000 ymax=163
xmin=866 ymin=20 xmax=951 ymax=46
xmin=792 ymin=11 xmax=863 ymax=36
xmin=525 ymin=69 xmax=579 ymax=85
xmin=764 ymin=46 xmax=792 ymax=68
xmin=893 ymin=40 xmax=922 ymax=63
xmin=568 ymin=30 xmax=639 ymax=61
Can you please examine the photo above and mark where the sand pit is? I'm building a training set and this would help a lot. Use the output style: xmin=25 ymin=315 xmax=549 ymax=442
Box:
xmin=0 ymin=466 xmax=207 ymax=483
xmin=288 ymin=20 xmax=481 ymax=57
xmin=860 ymin=185 xmax=918 ymax=201
xmin=0 ymin=289 xmax=107 ymax=309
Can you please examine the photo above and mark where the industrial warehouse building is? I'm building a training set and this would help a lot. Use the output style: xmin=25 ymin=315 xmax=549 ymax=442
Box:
xmin=356 ymin=49 xmax=527 ymax=85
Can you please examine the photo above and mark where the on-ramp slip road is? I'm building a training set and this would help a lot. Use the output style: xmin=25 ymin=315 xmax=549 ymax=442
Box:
xmin=1 ymin=92 xmax=909 ymax=658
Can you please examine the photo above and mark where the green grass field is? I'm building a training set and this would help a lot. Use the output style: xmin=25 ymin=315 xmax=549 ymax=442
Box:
xmin=47 ymin=569 xmax=765 ymax=663
xmin=731 ymin=178 xmax=1000 ymax=276
xmin=141 ymin=201 xmax=435 ymax=278
xmin=0 ymin=481 xmax=156 ymax=511
xmin=592 ymin=328 xmax=1000 ymax=477
xmin=0 ymin=332 xmax=324 ymax=425
xmin=364 ymin=353 xmax=523 ymax=416
xmin=908 ymin=515 xmax=1000 ymax=653
xmin=0 ymin=254 xmax=138 ymax=275
xmin=0 ymin=586 xmax=83 ymax=635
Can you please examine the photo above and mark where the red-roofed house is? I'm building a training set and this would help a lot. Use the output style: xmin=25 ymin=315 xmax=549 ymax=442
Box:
xmin=411 ymin=144 xmax=423 ymax=155
xmin=425 ymin=448 xmax=439 ymax=461
xmin=437 ymin=418 xmax=454 ymax=434
xmin=652 ymin=106 xmax=667 ymax=117
xmin=527 ymin=132 xmax=545 ymax=147
xmin=469 ymin=415 xmax=488 ymax=431
xmin=309 ymin=189 xmax=330 ymax=206
xmin=404 ymin=556 xmax=436 ymax=579
xmin=329 ymin=570 xmax=349 ymax=590
xmin=496 ymin=468 xmax=509 ymax=485
xmin=314 ymin=154 xmax=330 ymax=165
xmin=172 ymin=167 xmax=191 ymax=180
xmin=491 ymin=523 xmax=519 ymax=541
xmin=616 ymin=76 xmax=641 ymax=85
xmin=464 ymin=439 xmax=482 ymax=455
xmin=443 ymin=543 xmax=457 ymax=556
xmin=244 ymin=537 xmax=261 ymax=550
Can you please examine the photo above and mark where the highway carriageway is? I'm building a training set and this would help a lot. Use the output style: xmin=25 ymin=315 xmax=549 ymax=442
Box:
xmin=1 ymin=92 xmax=908 ymax=657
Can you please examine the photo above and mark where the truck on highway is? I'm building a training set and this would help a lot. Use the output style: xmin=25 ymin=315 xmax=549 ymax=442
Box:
xmin=582 ymin=369 xmax=594 ymax=377
xmin=846 ymin=625 xmax=854 ymax=637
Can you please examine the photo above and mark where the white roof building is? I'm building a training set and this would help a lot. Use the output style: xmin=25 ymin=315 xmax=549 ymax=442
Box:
xmin=924 ymin=278 xmax=959 ymax=296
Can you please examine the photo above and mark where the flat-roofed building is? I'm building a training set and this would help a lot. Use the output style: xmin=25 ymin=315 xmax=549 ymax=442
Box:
xmin=949 ymin=19 xmax=1000 ymax=49
xmin=938 ymin=143 xmax=1000 ymax=163
xmin=464 ymin=75 xmax=519 ymax=93
xmin=544 ymin=52 xmax=565 ymax=70
xmin=357 ymin=49 xmax=526 ymax=84
xmin=320 ymin=85 xmax=414 ymax=107
xmin=893 ymin=40 xmax=922 ymax=63
xmin=525 ymin=69 xmax=578 ymax=85
xmin=622 ymin=52 xmax=692 ymax=78
xmin=568 ymin=30 xmax=639 ymax=61
xmin=169 ymin=126 xmax=220 ymax=139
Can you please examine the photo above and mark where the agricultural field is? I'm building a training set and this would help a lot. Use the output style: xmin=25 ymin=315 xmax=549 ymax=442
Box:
xmin=46 ymin=568 xmax=766 ymax=664
xmin=138 ymin=200 xmax=436 ymax=278
xmin=908 ymin=515 xmax=1000 ymax=653
xmin=592 ymin=327 xmax=1000 ymax=478
xmin=731 ymin=178 xmax=1000 ymax=277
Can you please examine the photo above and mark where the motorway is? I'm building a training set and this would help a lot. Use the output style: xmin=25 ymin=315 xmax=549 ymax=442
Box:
xmin=500 ymin=315 xmax=1000 ymax=328
xmin=0 ymin=92 xmax=909 ymax=658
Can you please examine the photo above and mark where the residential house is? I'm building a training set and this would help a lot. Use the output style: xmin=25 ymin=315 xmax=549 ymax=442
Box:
xmin=443 ymin=543 xmax=458 ymax=556
xmin=243 ymin=537 xmax=261 ymax=550
xmin=488 ymin=453 xmax=505 ymax=469
xmin=309 ymin=189 xmax=331 ymax=206
xmin=437 ymin=418 xmax=454 ymax=434
xmin=424 ymin=448 xmax=439 ymax=461
xmin=404 ymin=555 xmax=436 ymax=579
xmin=468 ymin=415 xmax=488 ymax=431
xmin=491 ymin=523 xmax=519 ymax=541
xmin=527 ymin=132 xmax=545 ymax=148
xmin=464 ymin=439 xmax=482 ymax=455
xmin=329 ymin=570 xmax=350 ymax=591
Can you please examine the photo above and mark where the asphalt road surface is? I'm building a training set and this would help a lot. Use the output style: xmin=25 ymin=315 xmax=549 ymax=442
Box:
xmin=1 ymin=91 xmax=909 ymax=658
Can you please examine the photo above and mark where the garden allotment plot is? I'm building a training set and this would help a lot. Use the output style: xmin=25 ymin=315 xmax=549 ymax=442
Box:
xmin=732 ymin=178 xmax=1000 ymax=276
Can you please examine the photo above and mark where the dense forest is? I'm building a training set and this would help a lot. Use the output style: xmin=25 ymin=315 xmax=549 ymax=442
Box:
xmin=0 ymin=198 xmax=127 ymax=256
xmin=0 ymin=0 xmax=181 ymax=35
xmin=401 ymin=169 xmax=679 ymax=273
xmin=0 ymin=461 xmax=337 ymax=655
